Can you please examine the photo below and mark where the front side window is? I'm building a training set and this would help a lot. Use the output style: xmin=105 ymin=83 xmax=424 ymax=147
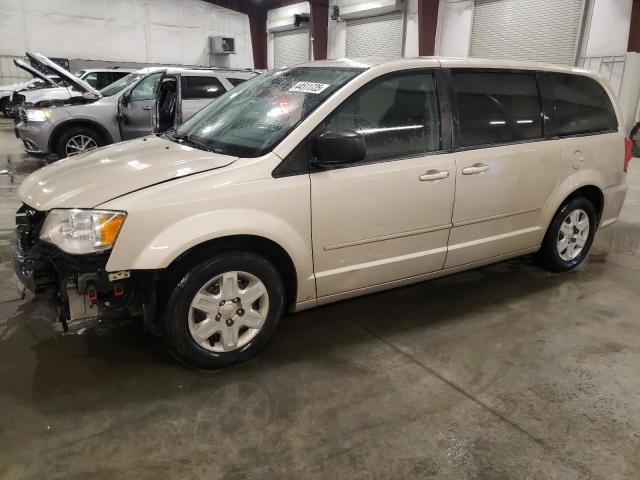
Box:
xmin=174 ymin=67 xmax=364 ymax=157
xmin=547 ymin=73 xmax=618 ymax=136
xmin=129 ymin=71 xmax=163 ymax=102
xmin=181 ymin=76 xmax=226 ymax=99
xmin=320 ymin=72 xmax=441 ymax=161
xmin=452 ymin=71 xmax=543 ymax=147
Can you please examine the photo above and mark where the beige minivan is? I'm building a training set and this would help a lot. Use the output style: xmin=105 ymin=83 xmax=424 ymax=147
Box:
xmin=13 ymin=57 xmax=631 ymax=368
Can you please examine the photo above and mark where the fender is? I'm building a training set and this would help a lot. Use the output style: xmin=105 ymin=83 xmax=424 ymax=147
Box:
xmin=48 ymin=118 xmax=114 ymax=153
xmin=106 ymin=208 xmax=317 ymax=303
xmin=537 ymin=168 xmax=606 ymax=240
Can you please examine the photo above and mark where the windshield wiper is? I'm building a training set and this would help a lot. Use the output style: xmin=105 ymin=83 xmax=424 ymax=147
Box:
xmin=165 ymin=131 xmax=223 ymax=154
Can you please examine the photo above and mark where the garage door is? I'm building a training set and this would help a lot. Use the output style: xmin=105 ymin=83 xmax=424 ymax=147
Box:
xmin=274 ymin=28 xmax=310 ymax=68
xmin=346 ymin=11 xmax=403 ymax=58
xmin=470 ymin=0 xmax=586 ymax=65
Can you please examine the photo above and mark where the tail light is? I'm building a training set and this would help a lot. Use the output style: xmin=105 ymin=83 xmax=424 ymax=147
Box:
xmin=624 ymin=137 xmax=632 ymax=173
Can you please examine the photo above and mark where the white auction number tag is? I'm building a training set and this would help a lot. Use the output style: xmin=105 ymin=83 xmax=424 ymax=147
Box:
xmin=289 ymin=82 xmax=330 ymax=94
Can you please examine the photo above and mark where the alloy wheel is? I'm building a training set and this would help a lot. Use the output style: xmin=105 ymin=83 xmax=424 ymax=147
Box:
xmin=188 ymin=271 xmax=269 ymax=353
xmin=557 ymin=208 xmax=590 ymax=261
xmin=65 ymin=134 xmax=98 ymax=156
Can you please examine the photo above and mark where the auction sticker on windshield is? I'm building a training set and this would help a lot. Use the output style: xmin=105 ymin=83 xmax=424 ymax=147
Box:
xmin=289 ymin=82 xmax=330 ymax=94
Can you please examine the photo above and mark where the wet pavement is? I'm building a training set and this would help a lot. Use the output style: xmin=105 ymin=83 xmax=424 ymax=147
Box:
xmin=1 ymin=116 xmax=640 ymax=479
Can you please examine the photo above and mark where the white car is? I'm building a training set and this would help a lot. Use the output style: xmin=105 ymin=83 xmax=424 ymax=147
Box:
xmin=0 ymin=74 xmax=61 ymax=117
xmin=11 ymin=55 xmax=135 ymax=110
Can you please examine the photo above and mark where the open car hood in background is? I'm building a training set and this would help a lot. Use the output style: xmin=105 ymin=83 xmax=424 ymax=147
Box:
xmin=25 ymin=52 xmax=102 ymax=98
xmin=13 ymin=59 xmax=59 ymax=88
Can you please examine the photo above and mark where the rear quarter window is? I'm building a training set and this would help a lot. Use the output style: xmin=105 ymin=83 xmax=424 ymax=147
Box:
xmin=227 ymin=77 xmax=248 ymax=87
xmin=547 ymin=73 xmax=618 ymax=136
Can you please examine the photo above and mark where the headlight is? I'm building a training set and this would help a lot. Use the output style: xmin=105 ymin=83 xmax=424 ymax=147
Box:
xmin=40 ymin=209 xmax=126 ymax=254
xmin=25 ymin=108 xmax=52 ymax=122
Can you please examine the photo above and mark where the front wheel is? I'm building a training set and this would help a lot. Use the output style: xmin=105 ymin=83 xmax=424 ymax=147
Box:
xmin=537 ymin=196 xmax=597 ymax=272
xmin=55 ymin=126 xmax=102 ymax=159
xmin=164 ymin=251 xmax=285 ymax=369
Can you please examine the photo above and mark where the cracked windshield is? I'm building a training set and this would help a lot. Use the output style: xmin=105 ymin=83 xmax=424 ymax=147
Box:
xmin=173 ymin=67 xmax=364 ymax=157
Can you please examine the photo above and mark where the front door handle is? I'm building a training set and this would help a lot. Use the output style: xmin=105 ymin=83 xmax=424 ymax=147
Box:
xmin=142 ymin=106 xmax=152 ymax=111
xmin=419 ymin=169 xmax=450 ymax=181
xmin=462 ymin=163 xmax=490 ymax=175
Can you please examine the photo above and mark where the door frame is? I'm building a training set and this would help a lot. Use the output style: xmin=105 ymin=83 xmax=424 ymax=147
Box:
xmin=117 ymin=70 xmax=166 ymax=140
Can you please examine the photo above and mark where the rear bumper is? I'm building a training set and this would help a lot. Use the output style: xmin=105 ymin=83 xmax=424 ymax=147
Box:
xmin=600 ymin=181 xmax=628 ymax=229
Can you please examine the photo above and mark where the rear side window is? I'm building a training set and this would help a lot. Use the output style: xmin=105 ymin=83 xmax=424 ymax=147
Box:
xmin=181 ymin=76 xmax=226 ymax=99
xmin=546 ymin=73 xmax=618 ymax=136
xmin=452 ymin=71 xmax=543 ymax=147
xmin=321 ymin=72 xmax=441 ymax=161
xmin=227 ymin=77 xmax=247 ymax=87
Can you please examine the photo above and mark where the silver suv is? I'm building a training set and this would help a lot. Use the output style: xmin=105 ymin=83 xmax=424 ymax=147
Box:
xmin=15 ymin=53 xmax=259 ymax=159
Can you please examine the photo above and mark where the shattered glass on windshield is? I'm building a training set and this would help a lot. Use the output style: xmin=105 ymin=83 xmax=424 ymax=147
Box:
xmin=174 ymin=67 xmax=364 ymax=157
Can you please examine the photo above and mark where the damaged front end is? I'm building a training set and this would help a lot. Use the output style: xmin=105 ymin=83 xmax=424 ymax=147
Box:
xmin=12 ymin=204 xmax=156 ymax=334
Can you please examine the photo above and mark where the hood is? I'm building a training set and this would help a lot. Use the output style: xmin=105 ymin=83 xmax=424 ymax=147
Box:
xmin=21 ymin=87 xmax=75 ymax=104
xmin=13 ymin=59 xmax=59 ymax=87
xmin=26 ymin=52 xmax=102 ymax=98
xmin=18 ymin=136 xmax=238 ymax=211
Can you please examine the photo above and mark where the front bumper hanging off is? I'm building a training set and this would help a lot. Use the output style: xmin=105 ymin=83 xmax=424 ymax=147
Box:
xmin=11 ymin=204 xmax=153 ymax=333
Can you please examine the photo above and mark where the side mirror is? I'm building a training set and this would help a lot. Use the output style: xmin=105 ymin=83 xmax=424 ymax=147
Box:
xmin=313 ymin=130 xmax=366 ymax=168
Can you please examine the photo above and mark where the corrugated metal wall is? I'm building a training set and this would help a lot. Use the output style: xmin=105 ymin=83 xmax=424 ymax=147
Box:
xmin=470 ymin=0 xmax=586 ymax=65
xmin=274 ymin=29 xmax=310 ymax=68
xmin=346 ymin=12 xmax=404 ymax=58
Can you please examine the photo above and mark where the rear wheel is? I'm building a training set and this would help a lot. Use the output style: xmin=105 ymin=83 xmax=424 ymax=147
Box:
xmin=55 ymin=126 xmax=102 ymax=159
xmin=538 ymin=196 xmax=597 ymax=272
xmin=631 ymin=121 xmax=640 ymax=158
xmin=164 ymin=251 xmax=285 ymax=369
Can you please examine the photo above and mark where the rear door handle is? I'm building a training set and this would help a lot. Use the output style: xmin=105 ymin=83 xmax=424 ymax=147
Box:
xmin=419 ymin=170 xmax=450 ymax=181
xmin=142 ymin=106 xmax=152 ymax=111
xmin=462 ymin=163 xmax=489 ymax=175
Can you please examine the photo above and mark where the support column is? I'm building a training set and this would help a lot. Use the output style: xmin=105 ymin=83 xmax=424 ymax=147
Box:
xmin=249 ymin=10 xmax=268 ymax=69
xmin=418 ymin=0 xmax=439 ymax=56
xmin=629 ymin=0 xmax=640 ymax=53
xmin=310 ymin=1 xmax=329 ymax=60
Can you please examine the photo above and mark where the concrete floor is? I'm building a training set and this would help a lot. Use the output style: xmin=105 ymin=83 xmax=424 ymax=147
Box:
xmin=1 ymin=117 xmax=639 ymax=479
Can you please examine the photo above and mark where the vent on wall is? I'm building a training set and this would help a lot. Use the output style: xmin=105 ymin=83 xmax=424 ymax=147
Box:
xmin=211 ymin=37 xmax=235 ymax=55
xmin=267 ymin=13 xmax=310 ymax=32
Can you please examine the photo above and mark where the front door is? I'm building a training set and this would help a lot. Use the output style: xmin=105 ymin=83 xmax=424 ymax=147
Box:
xmin=310 ymin=71 xmax=455 ymax=297
xmin=119 ymin=71 xmax=165 ymax=140
xmin=446 ymin=70 xmax=561 ymax=268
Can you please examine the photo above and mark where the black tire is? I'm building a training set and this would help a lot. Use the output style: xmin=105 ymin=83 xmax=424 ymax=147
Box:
xmin=631 ymin=121 xmax=640 ymax=158
xmin=163 ymin=251 xmax=285 ymax=369
xmin=0 ymin=97 xmax=8 ymax=117
xmin=54 ymin=126 xmax=103 ymax=159
xmin=538 ymin=196 xmax=597 ymax=272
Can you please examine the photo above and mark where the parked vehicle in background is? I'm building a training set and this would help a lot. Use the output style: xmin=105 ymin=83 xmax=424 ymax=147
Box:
xmin=8 ymin=56 xmax=136 ymax=116
xmin=74 ymin=68 xmax=137 ymax=90
xmin=15 ymin=53 xmax=259 ymax=159
xmin=0 ymin=66 xmax=67 ymax=117
xmin=12 ymin=57 xmax=630 ymax=369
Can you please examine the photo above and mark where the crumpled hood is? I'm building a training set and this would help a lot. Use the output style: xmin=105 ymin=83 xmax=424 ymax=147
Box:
xmin=19 ymin=135 xmax=238 ymax=211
